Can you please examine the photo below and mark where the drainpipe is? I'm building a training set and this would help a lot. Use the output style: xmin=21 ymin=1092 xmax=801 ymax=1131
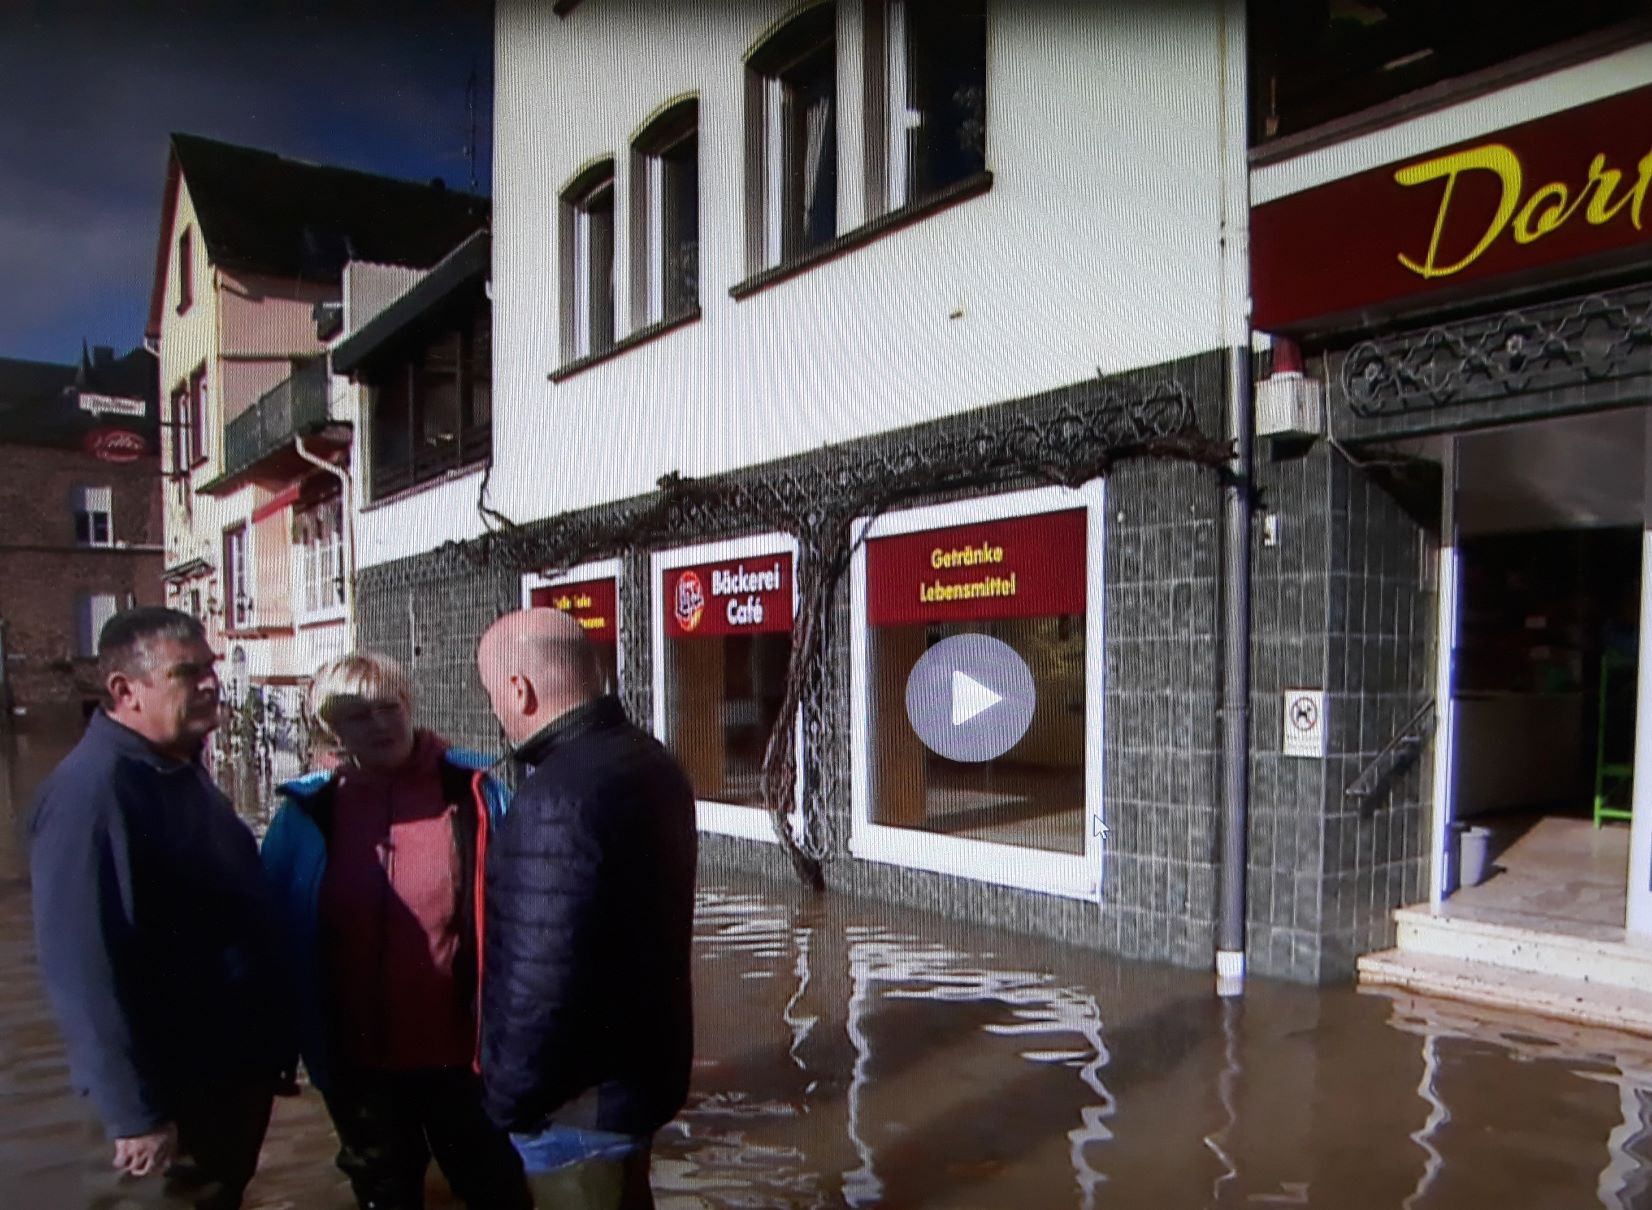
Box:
xmin=1217 ymin=346 xmax=1253 ymax=998
xmin=295 ymin=434 xmax=356 ymax=652
xmin=1215 ymin=0 xmax=1252 ymax=998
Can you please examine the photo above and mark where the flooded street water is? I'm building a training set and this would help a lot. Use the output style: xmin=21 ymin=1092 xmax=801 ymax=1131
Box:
xmin=6 ymin=732 xmax=1652 ymax=1207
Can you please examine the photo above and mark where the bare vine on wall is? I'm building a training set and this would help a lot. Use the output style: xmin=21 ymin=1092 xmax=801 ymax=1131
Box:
xmin=432 ymin=375 xmax=1235 ymax=890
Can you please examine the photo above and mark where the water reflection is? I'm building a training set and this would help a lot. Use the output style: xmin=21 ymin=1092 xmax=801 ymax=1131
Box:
xmin=670 ymin=883 xmax=1652 ymax=1208
xmin=8 ymin=730 xmax=1652 ymax=1206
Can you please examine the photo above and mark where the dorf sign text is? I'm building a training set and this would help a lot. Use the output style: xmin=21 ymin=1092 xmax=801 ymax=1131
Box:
xmin=1252 ymin=82 xmax=1652 ymax=332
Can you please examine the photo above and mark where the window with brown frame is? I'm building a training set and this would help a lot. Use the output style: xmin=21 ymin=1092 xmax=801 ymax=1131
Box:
xmin=366 ymin=304 xmax=492 ymax=502
xmin=745 ymin=4 xmax=839 ymax=272
xmin=560 ymin=162 xmax=618 ymax=362
xmin=630 ymin=100 xmax=700 ymax=329
xmin=864 ymin=0 xmax=987 ymax=216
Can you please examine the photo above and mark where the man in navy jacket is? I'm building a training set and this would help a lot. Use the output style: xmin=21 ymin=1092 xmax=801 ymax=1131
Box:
xmin=28 ymin=608 xmax=289 ymax=1209
xmin=477 ymin=608 xmax=697 ymax=1209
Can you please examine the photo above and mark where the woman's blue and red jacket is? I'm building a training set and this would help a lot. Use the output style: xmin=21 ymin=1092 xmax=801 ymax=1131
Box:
xmin=259 ymin=747 xmax=509 ymax=1094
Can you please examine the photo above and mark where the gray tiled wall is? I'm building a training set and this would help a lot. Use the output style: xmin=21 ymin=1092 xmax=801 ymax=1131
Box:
xmin=1248 ymin=442 xmax=1435 ymax=983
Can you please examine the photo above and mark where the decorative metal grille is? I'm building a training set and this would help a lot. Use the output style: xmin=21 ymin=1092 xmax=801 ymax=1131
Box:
xmin=1339 ymin=285 xmax=1652 ymax=420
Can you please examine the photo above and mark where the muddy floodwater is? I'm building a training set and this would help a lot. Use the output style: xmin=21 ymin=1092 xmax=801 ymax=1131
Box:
xmin=5 ymin=731 xmax=1652 ymax=1208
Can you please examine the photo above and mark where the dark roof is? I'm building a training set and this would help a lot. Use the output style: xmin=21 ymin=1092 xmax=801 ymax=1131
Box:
xmin=333 ymin=230 xmax=490 ymax=376
xmin=171 ymin=133 xmax=489 ymax=283
xmin=0 ymin=347 xmax=157 ymax=450
xmin=0 ymin=357 xmax=78 ymax=410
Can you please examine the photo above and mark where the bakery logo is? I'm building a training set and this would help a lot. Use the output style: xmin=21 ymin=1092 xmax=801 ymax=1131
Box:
xmin=674 ymin=570 xmax=707 ymax=632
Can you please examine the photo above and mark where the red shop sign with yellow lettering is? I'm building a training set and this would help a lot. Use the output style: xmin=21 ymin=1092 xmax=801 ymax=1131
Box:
xmin=530 ymin=577 xmax=618 ymax=644
xmin=663 ymin=552 xmax=794 ymax=639
xmin=1252 ymin=82 xmax=1652 ymax=333
xmin=866 ymin=509 xmax=1086 ymax=627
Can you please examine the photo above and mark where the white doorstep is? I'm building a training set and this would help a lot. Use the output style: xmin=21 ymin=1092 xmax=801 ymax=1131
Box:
xmin=1358 ymin=949 xmax=1652 ymax=1036
xmin=1392 ymin=904 xmax=1652 ymax=994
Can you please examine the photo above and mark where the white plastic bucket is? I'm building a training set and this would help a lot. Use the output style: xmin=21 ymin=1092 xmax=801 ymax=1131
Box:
xmin=1458 ymin=825 xmax=1493 ymax=888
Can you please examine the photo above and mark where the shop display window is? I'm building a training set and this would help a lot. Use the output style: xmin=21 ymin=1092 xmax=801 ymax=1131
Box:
xmin=851 ymin=486 xmax=1103 ymax=898
xmin=656 ymin=543 xmax=796 ymax=813
xmin=865 ymin=508 xmax=1087 ymax=853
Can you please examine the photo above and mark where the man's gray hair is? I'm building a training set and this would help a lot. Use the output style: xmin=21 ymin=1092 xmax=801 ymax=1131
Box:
xmin=97 ymin=607 xmax=206 ymax=691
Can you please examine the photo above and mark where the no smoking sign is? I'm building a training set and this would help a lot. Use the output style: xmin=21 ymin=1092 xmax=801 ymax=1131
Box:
xmin=1282 ymin=689 xmax=1327 ymax=759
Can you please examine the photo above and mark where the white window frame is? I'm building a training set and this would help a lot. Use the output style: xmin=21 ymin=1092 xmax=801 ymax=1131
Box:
xmin=762 ymin=76 xmax=788 ymax=269
xmin=636 ymin=120 xmax=698 ymax=327
xmin=294 ymin=498 xmax=346 ymax=625
xmin=869 ymin=0 xmax=988 ymax=216
xmin=73 ymin=485 xmax=114 ymax=548
xmin=645 ymin=154 xmax=668 ymax=322
xmin=226 ymin=524 xmax=254 ymax=631
xmin=651 ymin=532 xmax=805 ymax=844
xmin=521 ymin=558 xmax=625 ymax=696
xmin=750 ymin=15 xmax=838 ymax=271
xmin=192 ymin=369 xmax=211 ymax=465
xmin=77 ymin=592 xmax=120 ymax=658
xmin=849 ymin=482 xmax=1107 ymax=901
xmin=884 ymin=0 xmax=918 ymax=211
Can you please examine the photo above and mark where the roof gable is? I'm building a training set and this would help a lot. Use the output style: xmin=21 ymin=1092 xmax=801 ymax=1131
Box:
xmin=147 ymin=133 xmax=489 ymax=337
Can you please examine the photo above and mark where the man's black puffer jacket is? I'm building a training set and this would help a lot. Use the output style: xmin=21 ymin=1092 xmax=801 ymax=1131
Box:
xmin=480 ymin=695 xmax=698 ymax=1136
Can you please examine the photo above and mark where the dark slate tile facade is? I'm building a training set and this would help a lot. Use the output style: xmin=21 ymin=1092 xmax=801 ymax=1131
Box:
xmin=1248 ymin=430 xmax=1436 ymax=983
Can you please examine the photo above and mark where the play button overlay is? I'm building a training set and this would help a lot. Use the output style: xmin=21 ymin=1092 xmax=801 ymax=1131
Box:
xmin=951 ymin=670 xmax=1001 ymax=726
xmin=905 ymin=634 xmax=1036 ymax=763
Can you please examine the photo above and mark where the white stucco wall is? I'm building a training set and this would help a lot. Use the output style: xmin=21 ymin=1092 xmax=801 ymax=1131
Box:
xmin=1252 ymin=40 xmax=1652 ymax=204
xmin=488 ymin=0 xmax=1241 ymax=527
xmin=352 ymin=457 xmax=490 ymax=570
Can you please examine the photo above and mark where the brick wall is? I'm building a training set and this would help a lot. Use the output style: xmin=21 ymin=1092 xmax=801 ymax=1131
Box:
xmin=0 ymin=445 xmax=165 ymax=725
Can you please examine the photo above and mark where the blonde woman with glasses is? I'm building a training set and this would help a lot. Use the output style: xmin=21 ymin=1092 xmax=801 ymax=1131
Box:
xmin=261 ymin=651 xmax=531 ymax=1210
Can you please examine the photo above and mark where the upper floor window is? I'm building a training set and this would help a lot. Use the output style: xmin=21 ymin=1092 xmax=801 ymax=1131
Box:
xmin=560 ymin=162 xmax=617 ymax=362
xmin=224 ymin=524 xmax=253 ymax=630
xmin=631 ymin=100 xmax=700 ymax=328
xmin=177 ymin=225 xmax=194 ymax=313
xmin=72 ymin=485 xmax=113 ymax=547
xmin=169 ymin=385 xmax=191 ymax=475
xmin=188 ymin=367 xmax=209 ymax=466
xmin=865 ymin=0 xmax=987 ymax=214
xmin=746 ymin=4 xmax=839 ymax=272
xmin=1250 ymin=0 xmax=1642 ymax=144
xmin=368 ymin=306 xmax=492 ymax=501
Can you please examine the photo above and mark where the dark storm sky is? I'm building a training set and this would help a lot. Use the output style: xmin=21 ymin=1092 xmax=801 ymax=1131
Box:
xmin=0 ymin=1 xmax=494 ymax=365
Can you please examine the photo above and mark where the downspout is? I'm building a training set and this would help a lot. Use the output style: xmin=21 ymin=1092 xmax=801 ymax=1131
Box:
xmin=295 ymin=434 xmax=356 ymax=652
xmin=1216 ymin=0 xmax=1253 ymax=997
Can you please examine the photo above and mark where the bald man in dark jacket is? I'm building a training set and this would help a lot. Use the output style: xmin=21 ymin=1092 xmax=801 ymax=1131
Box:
xmin=477 ymin=608 xmax=697 ymax=1208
